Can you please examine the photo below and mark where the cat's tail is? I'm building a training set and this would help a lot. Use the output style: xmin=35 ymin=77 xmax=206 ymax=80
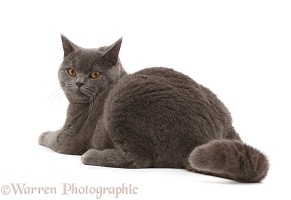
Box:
xmin=188 ymin=139 xmax=269 ymax=183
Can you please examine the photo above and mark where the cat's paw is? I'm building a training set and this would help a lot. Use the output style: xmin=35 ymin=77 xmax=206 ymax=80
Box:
xmin=81 ymin=149 xmax=100 ymax=166
xmin=38 ymin=131 xmax=51 ymax=146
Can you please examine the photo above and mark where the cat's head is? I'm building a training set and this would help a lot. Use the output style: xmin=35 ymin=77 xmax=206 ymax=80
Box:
xmin=58 ymin=35 xmax=126 ymax=103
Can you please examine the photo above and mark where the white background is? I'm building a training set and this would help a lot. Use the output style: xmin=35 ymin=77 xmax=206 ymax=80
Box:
xmin=0 ymin=0 xmax=290 ymax=199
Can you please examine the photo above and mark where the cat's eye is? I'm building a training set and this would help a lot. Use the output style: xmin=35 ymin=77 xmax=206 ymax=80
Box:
xmin=90 ymin=71 xmax=101 ymax=79
xmin=67 ymin=68 xmax=77 ymax=77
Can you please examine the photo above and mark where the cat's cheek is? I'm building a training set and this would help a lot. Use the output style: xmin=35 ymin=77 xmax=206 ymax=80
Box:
xmin=60 ymin=82 xmax=66 ymax=88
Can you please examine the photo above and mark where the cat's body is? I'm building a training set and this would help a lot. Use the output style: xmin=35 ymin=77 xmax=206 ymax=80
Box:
xmin=39 ymin=35 xmax=269 ymax=183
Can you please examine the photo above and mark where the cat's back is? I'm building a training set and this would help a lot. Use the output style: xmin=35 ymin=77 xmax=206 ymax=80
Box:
xmin=104 ymin=67 xmax=232 ymax=140
xmin=110 ymin=67 xmax=206 ymax=100
xmin=105 ymin=67 xmax=207 ymax=116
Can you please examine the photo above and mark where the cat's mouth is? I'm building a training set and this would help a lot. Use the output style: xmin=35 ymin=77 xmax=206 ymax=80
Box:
xmin=76 ymin=88 xmax=94 ymax=102
xmin=76 ymin=89 xmax=87 ymax=96
xmin=64 ymin=87 xmax=94 ymax=103
xmin=79 ymin=88 xmax=97 ymax=102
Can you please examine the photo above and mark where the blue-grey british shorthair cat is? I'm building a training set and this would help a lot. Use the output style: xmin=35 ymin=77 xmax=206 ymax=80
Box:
xmin=39 ymin=35 xmax=269 ymax=183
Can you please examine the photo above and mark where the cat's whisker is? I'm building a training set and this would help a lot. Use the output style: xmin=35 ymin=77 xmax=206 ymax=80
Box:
xmin=89 ymin=102 xmax=93 ymax=115
xmin=48 ymin=88 xmax=65 ymax=105
xmin=47 ymin=88 xmax=61 ymax=101
xmin=55 ymin=92 xmax=65 ymax=105
xmin=82 ymin=90 xmax=97 ymax=115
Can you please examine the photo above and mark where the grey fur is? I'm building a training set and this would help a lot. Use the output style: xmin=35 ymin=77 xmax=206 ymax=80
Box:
xmin=39 ymin=35 xmax=269 ymax=183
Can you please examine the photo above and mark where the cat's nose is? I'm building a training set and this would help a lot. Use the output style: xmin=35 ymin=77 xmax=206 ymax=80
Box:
xmin=76 ymin=82 xmax=84 ymax=88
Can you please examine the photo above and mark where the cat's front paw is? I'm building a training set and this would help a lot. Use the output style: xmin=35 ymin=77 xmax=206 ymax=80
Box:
xmin=38 ymin=131 xmax=51 ymax=146
xmin=81 ymin=149 xmax=100 ymax=166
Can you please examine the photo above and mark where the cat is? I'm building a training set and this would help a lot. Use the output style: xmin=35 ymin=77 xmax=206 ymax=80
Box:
xmin=39 ymin=35 xmax=269 ymax=183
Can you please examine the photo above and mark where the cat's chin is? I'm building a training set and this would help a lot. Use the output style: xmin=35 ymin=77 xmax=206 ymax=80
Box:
xmin=68 ymin=97 xmax=92 ymax=104
xmin=65 ymin=91 xmax=92 ymax=104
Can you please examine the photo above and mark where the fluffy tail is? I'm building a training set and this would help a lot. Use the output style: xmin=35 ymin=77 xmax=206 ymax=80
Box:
xmin=188 ymin=139 xmax=269 ymax=183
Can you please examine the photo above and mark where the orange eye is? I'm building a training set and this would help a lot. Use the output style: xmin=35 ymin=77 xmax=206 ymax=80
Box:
xmin=90 ymin=71 xmax=101 ymax=79
xmin=67 ymin=68 xmax=77 ymax=77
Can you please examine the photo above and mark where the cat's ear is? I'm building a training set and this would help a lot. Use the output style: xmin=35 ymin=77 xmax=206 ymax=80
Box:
xmin=61 ymin=34 xmax=79 ymax=57
xmin=102 ymin=37 xmax=122 ymax=65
